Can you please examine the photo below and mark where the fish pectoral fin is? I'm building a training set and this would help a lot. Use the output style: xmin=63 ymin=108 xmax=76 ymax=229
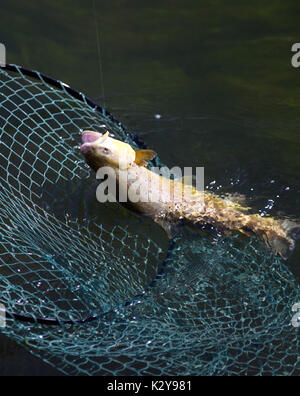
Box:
xmin=238 ymin=227 xmax=253 ymax=237
xmin=137 ymin=160 xmax=148 ymax=167
xmin=134 ymin=149 xmax=156 ymax=166
xmin=95 ymin=131 xmax=109 ymax=142
xmin=154 ymin=218 xmax=179 ymax=239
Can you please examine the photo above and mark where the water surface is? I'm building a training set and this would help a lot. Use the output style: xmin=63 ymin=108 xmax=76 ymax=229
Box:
xmin=1 ymin=0 xmax=300 ymax=375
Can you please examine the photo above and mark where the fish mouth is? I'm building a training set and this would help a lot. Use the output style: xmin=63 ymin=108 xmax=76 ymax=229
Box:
xmin=80 ymin=130 xmax=105 ymax=154
xmin=82 ymin=130 xmax=102 ymax=143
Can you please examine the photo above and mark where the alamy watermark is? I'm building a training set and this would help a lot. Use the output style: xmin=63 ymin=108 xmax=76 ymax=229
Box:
xmin=291 ymin=43 xmax=300 ymax=68
xmin=0 ymin=43 xmax=6 ymax=67
xmin=95 ymin=166 xmax=205 ymax=204
xmin=0 ymin=303 xmax=6 ymax=328
xmin=291 ymin=303 xmax=300 ymax=328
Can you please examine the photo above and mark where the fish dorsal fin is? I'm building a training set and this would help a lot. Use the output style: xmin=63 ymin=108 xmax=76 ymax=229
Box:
xmin=134 ymin=149 xmax=156 ymax=166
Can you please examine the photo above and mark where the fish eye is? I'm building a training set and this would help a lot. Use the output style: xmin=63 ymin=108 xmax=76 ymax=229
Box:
xmin=100 ymin=147 xmax=110 ymax=155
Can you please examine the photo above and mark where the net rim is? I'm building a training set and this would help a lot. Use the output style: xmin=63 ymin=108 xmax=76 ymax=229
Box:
xmin=0 ymin=63 xmax=171 ymax=326
xmin=3 ymin=63 xmax=117 ymax=123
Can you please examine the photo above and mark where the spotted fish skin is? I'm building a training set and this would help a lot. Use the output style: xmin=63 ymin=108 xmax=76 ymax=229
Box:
xmin=80 ymin=131 xmax=299 ymax=259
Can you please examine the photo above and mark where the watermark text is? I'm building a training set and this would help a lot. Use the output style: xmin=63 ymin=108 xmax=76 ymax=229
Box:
xmin=0 ymin=303 xmax=6 ymax=328
xmin=291 ymin=302 xmax=300 ymax=328
xmin=0 ymin=43 xmax=6 ymax=67
xmin=95 ymin=166 xmax=204 ymax=204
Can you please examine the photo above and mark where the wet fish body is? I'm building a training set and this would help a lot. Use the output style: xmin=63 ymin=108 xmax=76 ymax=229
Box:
xmin=80 ymin=130 xmax=300 ymax=259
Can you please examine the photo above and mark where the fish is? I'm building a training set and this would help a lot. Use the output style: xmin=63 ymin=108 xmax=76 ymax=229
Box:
xmin=80 ymin=130 xmax=300 ymax=259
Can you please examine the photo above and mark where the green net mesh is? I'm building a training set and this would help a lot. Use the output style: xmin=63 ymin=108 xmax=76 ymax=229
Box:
xmin=0 ymin=65 xmax=299 ymax=376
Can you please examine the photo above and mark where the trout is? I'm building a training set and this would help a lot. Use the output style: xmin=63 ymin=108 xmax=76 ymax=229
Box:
xmin=80 ymin=130 xmax=300 ymax=259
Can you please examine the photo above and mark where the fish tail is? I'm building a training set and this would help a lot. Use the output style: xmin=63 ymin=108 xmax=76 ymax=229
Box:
xmin=264 ymin=233 xmax=295 ymax=260
xmin=281 ymin=219 xmax=300 ymax=240
xmin=263 ymin=219 xmax=300 ymax=260
xmin=244 ymin=216 xmax=300 ymax=260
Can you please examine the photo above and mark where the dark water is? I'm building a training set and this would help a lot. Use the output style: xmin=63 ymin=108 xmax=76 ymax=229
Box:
xmin=1 ymin=0 xmax=300 ymax=375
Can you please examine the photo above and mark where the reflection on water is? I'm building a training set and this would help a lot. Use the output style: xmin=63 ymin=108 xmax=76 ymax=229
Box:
xmin=1 ymin=0 xmax=300 ymax=375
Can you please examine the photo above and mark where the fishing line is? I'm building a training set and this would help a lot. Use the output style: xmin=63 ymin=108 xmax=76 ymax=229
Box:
xmin=92 ymin=0 xmax=106 ymax=108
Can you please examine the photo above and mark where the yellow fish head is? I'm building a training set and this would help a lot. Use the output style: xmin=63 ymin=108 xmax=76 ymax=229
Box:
xmin=81 ymin=130 xmax=157 ymax=172
xmin=80 ymin=130 xmax=137 ymax=171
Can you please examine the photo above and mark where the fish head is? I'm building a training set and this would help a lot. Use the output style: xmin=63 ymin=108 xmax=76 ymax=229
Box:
xmin=80 ymin=130 xmax=136 ymax=171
